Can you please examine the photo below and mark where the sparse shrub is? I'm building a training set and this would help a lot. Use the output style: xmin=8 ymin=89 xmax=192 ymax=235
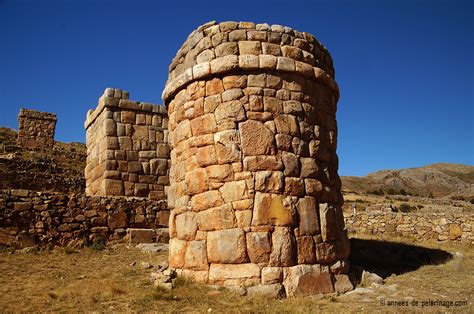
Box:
xmin=417 ymin=205 xmax=424 ymax=210
xmin=387 ymin=188 xmax=397 ymax=195
xmin=470 ymin=198 xmax=474 ymax=204
xmin=91 ymin=238 xmax=106 ymax=251
xmin=367 ymin=189 xmax=384 ymax=196
xmin=399 ymin=203 xmax=413 ymax=213
xmin=428 ymin=192 xmax=434 ymax=198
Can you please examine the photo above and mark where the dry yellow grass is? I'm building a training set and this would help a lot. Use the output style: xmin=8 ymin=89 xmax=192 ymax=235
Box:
xmin=0 ymin=235 xmax=472 ymax=313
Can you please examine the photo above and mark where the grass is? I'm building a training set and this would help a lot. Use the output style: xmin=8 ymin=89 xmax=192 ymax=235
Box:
xmin=0 ymin=236 xmax=472 ymax=313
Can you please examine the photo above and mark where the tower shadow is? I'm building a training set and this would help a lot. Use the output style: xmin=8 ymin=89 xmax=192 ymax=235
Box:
xmin=349 ymin=238 xmax=453 ymax=278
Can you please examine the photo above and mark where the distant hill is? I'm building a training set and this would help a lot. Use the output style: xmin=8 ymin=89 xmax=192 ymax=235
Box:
xmin=0 ymin=127 xmax=86 ymax=193
xmin=342 ymin=163 xmax=474 ymax=199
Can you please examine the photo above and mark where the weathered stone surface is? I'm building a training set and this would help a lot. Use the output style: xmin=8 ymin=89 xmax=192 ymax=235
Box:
xmin=209 ymin=263 xmax=260 ymax=282
xmin=169 ymin=238 xmax=187 ymax=268
xmin=185 ymin=168 xmax=209 ymax=195
xmin=190 ymin=114 xmax=217 ymax=136
xmin=315 ymin=241 xmax=337 ymax=264
xmin=126 ymin=228 xmax=155 ymax=244
xmin=261 ymin=267 xmax=283 ymax=284
xmin=255 ymin=171 xmax=284 ymax=193
xmin=239 ymin=120 xmax=275 ymax=156
xmin=175 ymin=212 xmax=197 ymax=240
xmin=269 ymin=227 xmax=295 ymax=266
xmin=247 ymin=284 xmax=286 ymax=299
xmin=319 ymin=203 xmax=337 ymax=241
xmin=296 ymin=197 xmax=320 ymax=235
xmin=184 ymin=240 xmax=208 ymax=270
xmin=284 ymin=267 xmax=334 ymax=296
xmin=190 ymin=190 xmax=224 ymax=212
xmin=252 ymin=193 xmax=295 ymax=226
xmin=334 ymin=274 xmax=354 ymax=293
xmin=219 ymin=180 xmax=248 ymax=203
xmin=207 ymin=228 xmax=248 ymax=263
xmin=296 ymin=236 xmax=316 ymax=264
xmin=300 ymin=158 xmax=318 ymax=178
xmin=246 ymin=232 xmax=271 ymax=263
xmin=196 ymin=204 xmax=236 ymax=231
xmin=282 ymin=152 xmax=300 ymax=177
xmin=243 ymin=156 xmax=283 ymax=171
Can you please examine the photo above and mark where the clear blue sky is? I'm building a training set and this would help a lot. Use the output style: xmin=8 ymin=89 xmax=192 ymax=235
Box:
xmin=0 ymin=0 xmax=472 ymax=176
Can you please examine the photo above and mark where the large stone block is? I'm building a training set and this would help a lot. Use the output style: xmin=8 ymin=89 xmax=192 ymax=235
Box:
xmin=207 ymin=228 xmax=248 ymax=263
xmin=246 ymin=231 xmax=271 ymax=263
xmin=184 ymin=240 xmax=208 ymax=270
xmin=252 ymin=193 xmax=295 ymax=227
xmin=269 ymin=227 xmax=295 ymax=266
xmin=283 ymin=265 xmax=334 ymax=296
xmin=239 ymin=120 xmax=275 ymax=156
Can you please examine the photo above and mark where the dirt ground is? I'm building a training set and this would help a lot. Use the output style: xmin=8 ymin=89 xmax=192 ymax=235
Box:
xmin=0 ymin=234 xmax=472 ymax=313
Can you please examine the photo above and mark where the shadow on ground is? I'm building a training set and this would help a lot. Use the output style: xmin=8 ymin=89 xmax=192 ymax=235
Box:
xmin=349 ymin=238 xmax=453 ymax=278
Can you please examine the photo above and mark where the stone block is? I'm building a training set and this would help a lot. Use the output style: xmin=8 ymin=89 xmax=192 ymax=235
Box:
xmin=196 ymin=204 xmax=236 ymax=231
xmin=255 ymin=171 xmax=284 ymax=193
xmin=246 ymin=231 xmax=271 ymax=263
xmin=175 ymin=212 xmax=197 ymax=240
xmin=127 ymin=228 xmax=155 ymax=244
xmin=238 ymin=41 xmax=262 ymax=55
xmin=190 ymin=190 xmax=224 ymax=212
xmin=269 ymin=227 xmax=296 ymax=266
xmin=247 ymin=284 xmax=286 ymax=299
xmin=252 ymin=192 xmax=295 ymax=227
xmin=169 ymin=238 xmax=187 ymax=268
xmin=184 ymin=240 xmax=208 ymax=270
xmin=296 ymin=236 xmax=316 ymax=264
xmin=239 ymin=120 xmax=275 ymax=156
xmin=207 ymin=228 xmax=248 ymax=263
xmin=296 ymin=197 xmax=320 ymax=235
xmin=208 ymin=263 xmax=260 ymax=282
xmin=283 ymin=266 xmax=334 ymax=296
xmin=262 ymin=267 xmax=283 ymax=284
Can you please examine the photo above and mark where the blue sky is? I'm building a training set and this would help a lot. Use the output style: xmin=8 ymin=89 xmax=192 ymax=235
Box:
xmin=0 ymin=0 xmax=472 ymax=176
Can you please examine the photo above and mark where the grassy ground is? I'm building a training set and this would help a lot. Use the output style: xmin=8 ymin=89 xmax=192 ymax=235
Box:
xmin=0 ymin=235 xmax=472 ymax=313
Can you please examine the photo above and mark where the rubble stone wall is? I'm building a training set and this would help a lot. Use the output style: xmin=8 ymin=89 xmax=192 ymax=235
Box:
xmin=344 ymin=209 xmax=474 ymax=245
xmin=163 ymin=21 xmax=350 ymax=296
xmin=84 ymin=88 xmax=170 ymax=200
xmin=17 ymin=108 xmax=57 ymax=149
xmin=0 ymin=189 xmax=169 ymax=247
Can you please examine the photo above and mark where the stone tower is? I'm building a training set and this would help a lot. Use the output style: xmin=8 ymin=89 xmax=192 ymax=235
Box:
xmin=163 ymin=21 xmax=351 ymax=296
xmin=84 ymin=88 xmax=170 ymax=199
xmin=17 ymin=108 xmax=57 ymax=149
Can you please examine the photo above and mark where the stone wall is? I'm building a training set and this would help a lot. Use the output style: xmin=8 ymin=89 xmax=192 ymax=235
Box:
xmin=344 ymin=209 xmax=474 ymax=245
xmin=163 ymin=21 xmax=350 ymax=296
xmin=84 ymin=88 xmax=170 ymax=199
xmin=17 ymin=108 xmax=57 ymax=149
xmin=0 ymin=189 xmax=169 ymax=248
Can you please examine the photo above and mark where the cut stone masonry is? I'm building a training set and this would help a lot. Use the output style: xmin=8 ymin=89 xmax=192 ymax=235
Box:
xmin=84 ymin=88 xmax=170 ymax=199
xmin=17 ymin=108 xmax=57 ymax=149
xmin=163 ymin=21 xmax=350 ymax=296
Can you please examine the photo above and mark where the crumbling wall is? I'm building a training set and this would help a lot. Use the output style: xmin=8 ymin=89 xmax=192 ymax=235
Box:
xmin=0 ymin=189 xmax=169 ymax=247
xmin=84 ymin=88 xmax=170 ymax=200
xmin=17 ymin=108 xmax=57 ymax=149
xmin=163 ymin=21 xmax=350 ymax=296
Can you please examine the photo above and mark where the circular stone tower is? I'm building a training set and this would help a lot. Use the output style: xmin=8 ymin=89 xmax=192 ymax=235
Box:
xmin=163 ymin=21 xmax=351 ymax=296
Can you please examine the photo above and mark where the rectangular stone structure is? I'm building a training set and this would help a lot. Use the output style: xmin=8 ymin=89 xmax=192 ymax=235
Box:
xmin=17 ymin=108 xmax=57 ymax=149
xmin=84 ymin=88 xmax=170 ymax=199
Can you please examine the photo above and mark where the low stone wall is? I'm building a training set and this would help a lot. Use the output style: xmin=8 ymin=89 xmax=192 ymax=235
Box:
xmin=0 ymin=189 xmax=169 ymax=248
xmin=344 ymin=208 xmax=473 ymax=245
